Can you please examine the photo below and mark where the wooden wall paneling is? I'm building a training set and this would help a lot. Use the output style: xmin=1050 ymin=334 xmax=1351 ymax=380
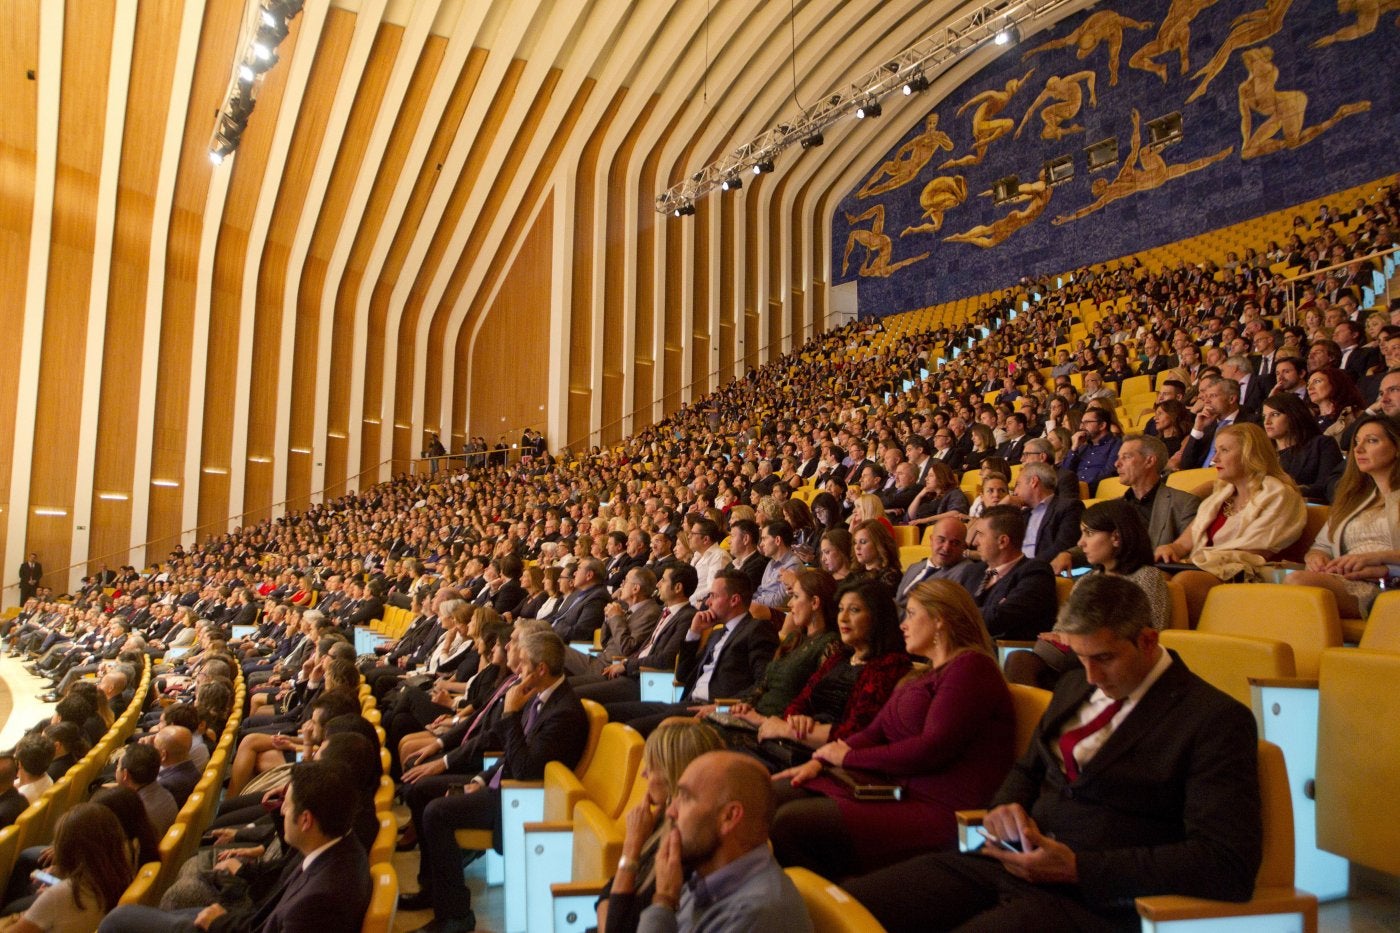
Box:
xmin=442 ymin=74 xmax=587 ymax=444
xmin=71 ymin=0 xmax=137 ymax=582
xmin=578 ymin=96 xmax=607 ymax=446
xmin=35 ymin=0 xmax=116 ymax=588
xmin=390 ymin=58 xmax=525 ymax=471
xmin=718 ymin=195 xmax=735 ymax=379
xmin=766 ymin=184 xmax=784 ymax=359
xmin=468 ymin=193 xmax=553 ymax=453
xmin=607 ymin=91 xmax=652 ymax=439
xmin=692 ymin=199 xmax=711 ymax=399
xmin=427 ymin=1 xmax=604 ymax=459
xmin=4 ymin=0 xmax=63 ymax=601
xmin=327 ymin=35 xmax=449 ymax=494
xmin=0 ymin=0 xmax=41 ymax=596
xmin=743 ymin=178 xmax=759 ymax=372
xmin=125 ymin=0 xmax=206 ymax=568
xmin=376 ymin=3 xmax=543 ymax=478
xmin=439 ymin=64 xmax=574 ymax=450
xmin=316 ymin=4 xmax=442 ymax=499
xmin=199 ymin=7 xmax=308 ymax=539
xmin=250 ymin=8 xmax=354 ymax=518
xmin=278 ymin=3 xmax=390 ymax=514
xmin=590 ymin=89 xmax=627 ymax=447
xmin=661 ymin=201 xmax=683 ymax=419
xmin=345 ymin=3 xmax=493 ymax=488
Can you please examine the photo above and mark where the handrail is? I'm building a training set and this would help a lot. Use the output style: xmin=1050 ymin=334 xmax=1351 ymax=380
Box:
xmin=1275 ymin=242 xmax=1398 ymax=325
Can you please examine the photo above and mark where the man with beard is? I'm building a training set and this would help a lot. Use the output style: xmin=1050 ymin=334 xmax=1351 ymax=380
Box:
xmin=638 ymin=751 xmax=811 ymax=933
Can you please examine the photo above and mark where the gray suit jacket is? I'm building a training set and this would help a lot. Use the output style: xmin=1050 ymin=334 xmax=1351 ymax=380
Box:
xmin=603 ymin=598 xmax=662 ymax=658
xmin=895 ymin=557 xmax=986 ymax=612
xmin=1068 ymin=483 xmax=1200 ymax=566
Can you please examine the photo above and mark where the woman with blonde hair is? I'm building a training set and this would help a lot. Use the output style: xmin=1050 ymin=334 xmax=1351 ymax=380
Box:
xmin=850 ymin=493 xmax=893 ymax=535
xmin=1287 ymin=415 xmax=1400 ymax=617
xmin=1154 ymin=422 xmax=1307 ymax=621
xmin=596 ymin=719 xmax=725 ymax=933
xmin=770 ymin=580 xmax=1012 ymax=879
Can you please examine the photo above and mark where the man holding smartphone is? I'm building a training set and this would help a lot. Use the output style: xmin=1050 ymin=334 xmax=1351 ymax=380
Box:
xmin=845 ymin=575 xmax=1262 ymax=931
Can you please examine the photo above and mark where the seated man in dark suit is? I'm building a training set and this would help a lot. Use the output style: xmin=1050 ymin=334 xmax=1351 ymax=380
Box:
xmin=100 ymin=760 xmax=373 ymax=933
xmin=550 ymin=558 xmax=611 ymax=644
xmin=1021 ymin=438 xmax=1080 ymax=500
xmin=401 ymin=628 xmax=589 ymax=933
xmin=0 ymin=755 xmax=26 ymax=829
xmin=1013 ymin=462 xmax=1084 ymax=563
xmin=968 ymin=507 xmax=1057 ymax=641
xmin=154 ymin=726 xmax=200 ymax=808
xmin=844 ymin=575 xmax=1262 ymax=933
xmin=1179 ymin=376 xmax=1259 ymax=470
xmin=604 ymin=568 xmax=779 ymax=735
xmin=573 ymin=564 xmax=699 ymax=705
xmin=894 ymin=517 xmax=985 ymax=613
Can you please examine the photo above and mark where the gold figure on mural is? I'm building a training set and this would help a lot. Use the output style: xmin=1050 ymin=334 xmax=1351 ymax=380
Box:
xmin=1313 ymin=0 xmax=1400 ymax=48
xmin=940 ymin=70 xmax=1035 ymax=169
xmin=856 ymin=116 xmax=955 ymax=199
xmin=1236 ymin=47 xmax=1370 ymax=159
xmin=1019 ymin=11 xmax=1154 ymax=86
xmin=1187 ymin=0 xmax=1293 ymax=103
xmin=1052 ymin=110 xmax=1234 ymax=225
xmin=900 ymin=176 xmax=969 ymax=236
xmin=1015 ymin=71 xmax=1099 ymax=141
xmin=842 ymin=205 xmax=931 ymax=277
xmin=1129 ymin=0 xmax=1222 ymax=82
xmin=944 ymin=170 xmax=1053 ymax=249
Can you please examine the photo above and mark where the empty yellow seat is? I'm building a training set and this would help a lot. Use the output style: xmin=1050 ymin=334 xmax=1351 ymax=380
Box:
xmin=1197 ymin=584 xmax=1342 ymax=678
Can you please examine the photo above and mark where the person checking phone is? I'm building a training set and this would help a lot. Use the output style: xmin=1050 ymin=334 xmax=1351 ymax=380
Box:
xmin=844 ymin=575 xmax=1262 ymax=932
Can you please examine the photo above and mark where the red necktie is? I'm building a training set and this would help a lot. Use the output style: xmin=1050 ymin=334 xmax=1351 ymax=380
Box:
xmin=1059 ymin=698 xmax=1125 ymax=781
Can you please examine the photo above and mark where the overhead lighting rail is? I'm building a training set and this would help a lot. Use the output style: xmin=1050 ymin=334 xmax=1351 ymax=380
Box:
xmin=656 ymin=0 xmax=1076 ymax=216
xmin=208 ymin=0 xmax=306 ymax=164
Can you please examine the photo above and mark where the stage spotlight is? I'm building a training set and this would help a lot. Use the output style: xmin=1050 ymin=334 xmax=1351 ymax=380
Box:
xmin=800 ymin=133 xmax=824 ymax=149
xmin=753 ymin=160 xmax=774 ymax=175
xmin=994 ymin=23 xmax=1020 ymax=46
xmin=902 ymin=74 xmax=929 ymax=95
xmin=672 ymin=202 xmax=696 ymax=217
xmin=721 ymin=176 xmax=743 ymax=191
xmin=209 ymin=134 xmax=237 ymax=165
xmin=252 ymin=17 xmax=290 ymax=58
xmin=856 ymin=100 xmax=882 ymax=119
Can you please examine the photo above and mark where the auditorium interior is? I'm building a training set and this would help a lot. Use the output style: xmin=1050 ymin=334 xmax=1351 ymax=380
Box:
xmin=1 ymin=0 xmax=1399 ymax=931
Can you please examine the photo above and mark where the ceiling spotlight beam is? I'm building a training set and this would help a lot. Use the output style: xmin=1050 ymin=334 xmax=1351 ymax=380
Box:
xmin=654 ymin=0 xmax=1077 ymax=214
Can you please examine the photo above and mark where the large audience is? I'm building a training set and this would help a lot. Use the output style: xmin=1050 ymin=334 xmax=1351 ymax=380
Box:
xmin=0 ymin=178 xmax=1396 ymax=932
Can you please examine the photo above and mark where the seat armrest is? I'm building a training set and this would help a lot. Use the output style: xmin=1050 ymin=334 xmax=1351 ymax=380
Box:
xmin=1248 ymin=677 xmax=1319 ymax=690
xmin=523 ymin=820 xmax=574 ymax=834
xmin=551 ymin=881 xmax=607 ymax=898
xmin=637 ymin=666 xmax=670 ymax=673
xmin=499 ymin=779 xmax=545 ymax=790
xmin=956 ymin=809 xmax=988 ymax=853
xmin=1136 ymin=887 xmax=1318 ymax=923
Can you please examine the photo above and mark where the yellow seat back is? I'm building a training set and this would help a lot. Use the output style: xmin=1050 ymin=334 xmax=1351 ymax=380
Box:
xmin=1008 ymin=684 xmax=1052 ymax=759
xmin=1197 ymin=584 xmax=1341 ymax=678
xmin=784 ymin=867 xmax=887 ymax=933
xmin=1159 ymin=631 xmax=1296 ymax=707
xmin=361 ymin=862 xmax=398 ymax=933
xmin=542 ymin=722 xmax=643 ymax=823
xmin=1094 ymin=476 xmax=1128 ymax=499
xmin=1317 ymin=649 xmax=1400 ymax=876
xmin=1358 ymin=591 xmax=1400 ymax=652
xmin=1164 ymin=468 xmax=1215 ymax=492
xmin=897 ymin=546 xmax=926 ymax=572
xmin=1255 ymin=740 xmax=1295 ymax=890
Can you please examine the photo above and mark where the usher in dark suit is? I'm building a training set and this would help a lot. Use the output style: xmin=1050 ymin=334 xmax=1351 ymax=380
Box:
xmin=845 ymin=653 xmax=1261 ymax=933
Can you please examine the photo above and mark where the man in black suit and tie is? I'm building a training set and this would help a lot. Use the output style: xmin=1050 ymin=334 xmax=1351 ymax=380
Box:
xmin=1178 ymin=377 xmax=1259 ymax=470
xmin=1335 ymin=320 xmax=1378 ymax=385
xmin=102 ymin=760 xmax=374 ymax=933
xmin=606 ymin=568 xmax=778 ymax=733
xmin=846 ymin=576 xmax=1261 ymax=932
xmin=573 ymin=564 xmax=699 ymax=705
xmin=996 ymin=412 xmax=1031 ymax=464
xmin=403 ymin=628 xmax=589 ymax=932
xmin=1223 ymin=356 xmax=1268 ymax=419
xmin=550 ymin=558 xmax=610 ymax=643
xmin=929 ymin=427 xmax=965 ymax=474
xmin=970 ymin=507 xmax=1057 ymax=640
xmin=894 ymin=517 xmax=985 ymax=613
xmin=18 ymin=554 xmax=42 ymax=606
xmin=1251 ymin=328 xmax=1280 ymax=384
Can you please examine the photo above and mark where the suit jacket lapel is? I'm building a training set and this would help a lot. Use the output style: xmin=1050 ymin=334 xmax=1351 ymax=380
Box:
xmin=1074 ymin=657 xmax=1190 ymax=779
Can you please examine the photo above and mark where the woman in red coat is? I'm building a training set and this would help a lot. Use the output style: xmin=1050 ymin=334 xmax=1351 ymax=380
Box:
xmin=770 ymin=579 xmax=1015 ymax=879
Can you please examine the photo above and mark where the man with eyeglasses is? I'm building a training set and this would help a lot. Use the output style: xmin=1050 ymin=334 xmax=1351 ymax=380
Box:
xmin=930 ymin=427 xmax=965 ymax=473
xmin=1179 ymin=376 xmax=1258 ymax=470
xmin=1063 ymin=410 xmax=1122 ymax=495
xmin=1021 ymin=438 xmax=1079 ymax=500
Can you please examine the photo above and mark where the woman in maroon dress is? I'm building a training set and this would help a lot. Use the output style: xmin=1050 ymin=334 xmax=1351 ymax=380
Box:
xmin=770 ymin=579 xmax=1015 ymax=880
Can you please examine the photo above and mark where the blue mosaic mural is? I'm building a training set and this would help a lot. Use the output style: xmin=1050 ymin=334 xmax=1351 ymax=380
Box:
xmin=832 ymin=0 xmax=1400 ymax=316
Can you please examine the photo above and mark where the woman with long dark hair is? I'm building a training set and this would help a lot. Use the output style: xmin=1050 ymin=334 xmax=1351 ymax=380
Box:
xmin=12 ymin=803 xmax=131 ymax=933
xmin=1261 ymin=392 xmax=1343 ymax=499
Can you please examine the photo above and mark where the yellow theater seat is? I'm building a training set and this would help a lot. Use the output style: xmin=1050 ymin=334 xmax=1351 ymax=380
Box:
xmin=1357 ymin=591 xmax=1400 ymax=652
xmin=1160 ymin=630 xmax=1296 ymax=707
xmin=1136 ymin=741 xmax=1318 ymax=932
xmin=361 ymin=862 xmax=399 ymax=933
xmin=1196 ymin=584 xmax=1341 ymax=678
xmin=785 ymin=867 xmax=887 ymax=933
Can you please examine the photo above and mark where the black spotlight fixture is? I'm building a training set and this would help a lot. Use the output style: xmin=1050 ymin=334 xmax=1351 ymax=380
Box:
xmin=856 ymin=100 xmax=882 ymax=119
xmin=721 ymin=176 xmax=743 ymax=191
xmin=252 ymin=17 xmax=290 ymax=59
xmin=902 ymin=74 xmax=929 ymax=95
xmin=209 ymin=133 xmax=238 ymax=165
xmin=752 ymin=160 xmax=774 ymax=175
xmin=800 ymin=133 xmax=824 ymax=150
xmin=672 ymin=202 xmax=696 ymax=217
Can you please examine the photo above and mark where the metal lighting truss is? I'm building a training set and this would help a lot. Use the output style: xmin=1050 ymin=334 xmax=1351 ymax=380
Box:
xmin=655 ymin=0 xmax=1079 ymax=214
